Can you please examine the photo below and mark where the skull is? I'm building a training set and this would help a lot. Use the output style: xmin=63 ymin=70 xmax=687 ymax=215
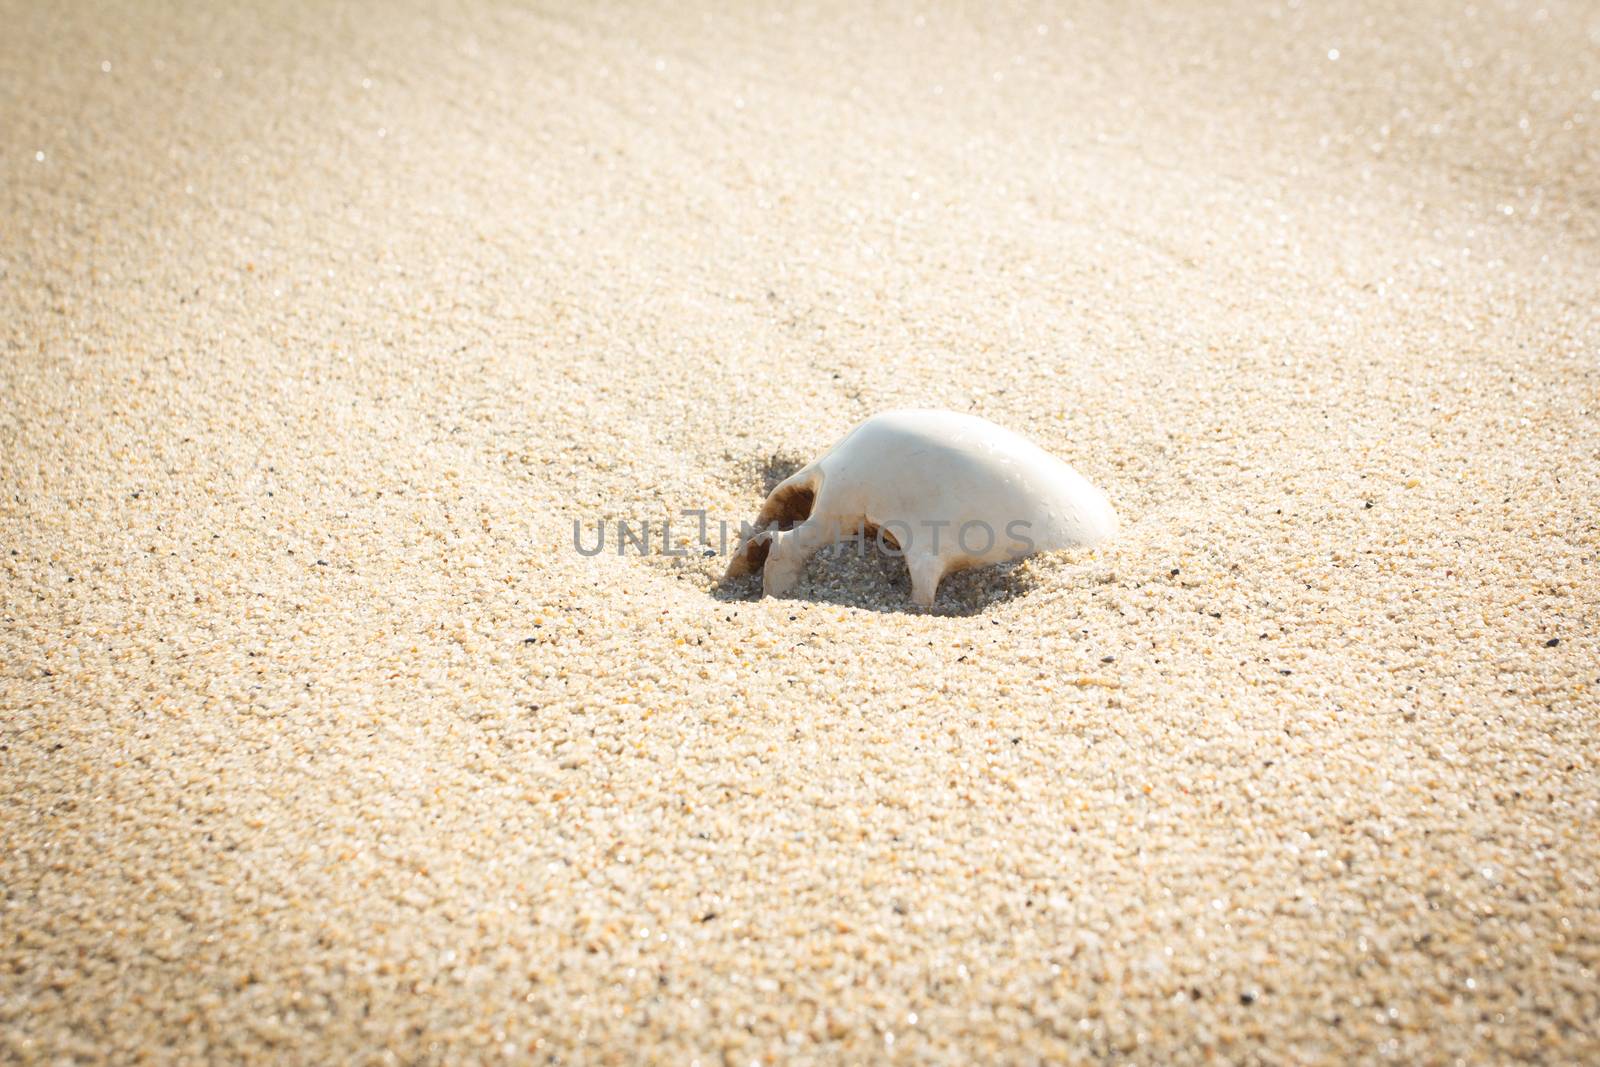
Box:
xmin=726 ymin=409 xmax=1118 ymax=609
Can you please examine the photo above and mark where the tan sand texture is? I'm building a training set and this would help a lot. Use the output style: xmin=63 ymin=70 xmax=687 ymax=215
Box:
xmin=3 ymin=0 xmax=1599 ymax=1062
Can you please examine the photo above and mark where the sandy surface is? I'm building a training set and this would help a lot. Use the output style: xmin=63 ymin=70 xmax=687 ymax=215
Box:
xmin=3 ymin=0 xmax=1599 ymax=1062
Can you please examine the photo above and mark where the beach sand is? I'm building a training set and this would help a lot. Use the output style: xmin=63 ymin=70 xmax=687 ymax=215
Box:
xmin=3 ymin=0 xmax=1598 ymax=1061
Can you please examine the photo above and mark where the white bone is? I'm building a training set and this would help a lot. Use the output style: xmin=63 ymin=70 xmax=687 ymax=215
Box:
xmin=726 ymin=409 xmax=1118 ymax=608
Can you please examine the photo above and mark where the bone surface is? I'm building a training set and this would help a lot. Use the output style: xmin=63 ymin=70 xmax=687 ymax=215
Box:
xmin=726 ymin=410 xmax=1118 ymax=608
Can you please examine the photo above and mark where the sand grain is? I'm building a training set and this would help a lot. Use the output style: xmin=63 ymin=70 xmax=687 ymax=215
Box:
xmin=3 ymin=0 xmax=1599 ymax=1062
